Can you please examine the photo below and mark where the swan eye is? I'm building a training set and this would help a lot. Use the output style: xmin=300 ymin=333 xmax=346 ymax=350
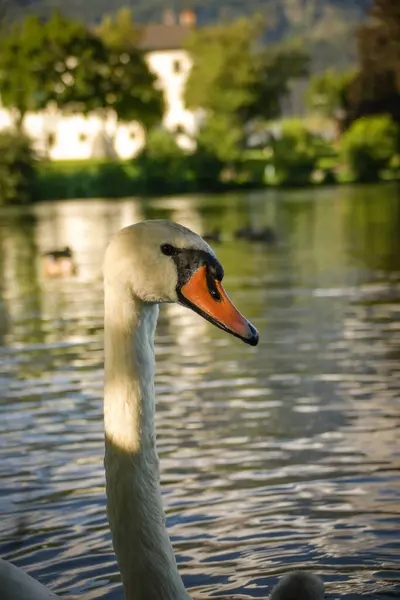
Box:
xmin=161 ymin=244 xmax=175 ymax=256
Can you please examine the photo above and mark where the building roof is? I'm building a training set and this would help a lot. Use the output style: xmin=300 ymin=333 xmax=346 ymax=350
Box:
xmin=139 ymin=24 xmax=192 ymax=52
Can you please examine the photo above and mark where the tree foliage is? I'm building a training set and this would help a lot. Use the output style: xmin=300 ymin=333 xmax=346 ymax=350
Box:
xmin=346 ymin=0 xmax=400 ymax=126
xmin=135 ymin=129 xmax=192 ymax=193
xmin=96 ymin=7 xmax=141 ymax=50
xmin=340 ymin=115 xmax=398 ymax=182
xmin=0 ymin=15 xmax=46 ymax=124
xmin=271 ymin=120 xmax=328 ymax=186
xmin=0 ymin=12 xmax=115 ymax=121
xmin=0 ymin=129 xmax=37 ymax=205
xmin=195 ymin=114 xmax=243 ymax=163
xmin=306 ymin=69 xmax=354 ymax=119
xmin=184 ymin=18 xmax=309 ymax=129
xmin=371 ymin=0 xmax=400 ymax=65
xmin=96 ymin=8 xmax=164 ymax=127
xmin=39 ymin=12 xmax=111 ymax=115
xmin=0 ymin=10 xmax=163 ymax=129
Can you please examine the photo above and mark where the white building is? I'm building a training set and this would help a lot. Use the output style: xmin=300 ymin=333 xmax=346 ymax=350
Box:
xmin=0 ymin=10 xmax=198 ymax=160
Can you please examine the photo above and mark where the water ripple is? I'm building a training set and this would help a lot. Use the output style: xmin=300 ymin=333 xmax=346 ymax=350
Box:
xmin=1 ymin=187 xmax=400 ymax=598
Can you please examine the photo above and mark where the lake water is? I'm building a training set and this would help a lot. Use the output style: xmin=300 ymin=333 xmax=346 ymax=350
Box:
xmin=0 ymin=185 xmax=399 ymax=599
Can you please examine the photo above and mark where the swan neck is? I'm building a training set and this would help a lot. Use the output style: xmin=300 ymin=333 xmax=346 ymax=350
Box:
xmin=103 ymin=284 xmax=189 ymax=600
xmin=104 ymin=286 xmax=157 ymax=453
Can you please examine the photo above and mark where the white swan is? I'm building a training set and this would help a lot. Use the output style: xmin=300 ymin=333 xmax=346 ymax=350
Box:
xmin=0 ymin=220 xmax=324 ymax=600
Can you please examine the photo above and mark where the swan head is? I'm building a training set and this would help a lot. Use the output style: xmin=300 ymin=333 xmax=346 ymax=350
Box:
xmin=104 ymin=220 xmax=259 ymax=346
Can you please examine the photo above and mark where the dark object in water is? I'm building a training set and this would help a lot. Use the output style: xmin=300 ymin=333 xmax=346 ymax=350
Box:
xmin=203 ymin=228 xmax=222 ymax=243
xmin=43 ymin=246 xmax=73 ymax=260
xmin=270 ymin=571 xmax=325 ymax=600
xmin=42 ymin=246 xmax=77 ymax=277
xmin=234 ymin=226 xmax=276 ymax=243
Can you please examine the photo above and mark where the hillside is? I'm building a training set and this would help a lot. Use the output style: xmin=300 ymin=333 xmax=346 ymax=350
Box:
xmin=8 ymin=0 xmax=372 ymax=71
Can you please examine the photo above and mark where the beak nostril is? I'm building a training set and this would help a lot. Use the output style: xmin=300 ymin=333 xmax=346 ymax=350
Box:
xmin=206 ymin=270 xmax=222 ymax=301
xmin=210 ymin=287 xmax=221 ymax=300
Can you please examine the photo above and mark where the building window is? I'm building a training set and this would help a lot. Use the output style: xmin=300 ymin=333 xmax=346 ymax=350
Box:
xmin=173 ymin=59 xmax=182 ymax=74
xmin=47 ymin=132 xmax=56 ymax=148
xmin=79 ymin=133 xmax=87 ymax=143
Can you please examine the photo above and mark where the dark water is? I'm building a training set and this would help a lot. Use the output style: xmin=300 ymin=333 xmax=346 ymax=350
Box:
xmin=0 ymin=185 xmax=399 ymax=599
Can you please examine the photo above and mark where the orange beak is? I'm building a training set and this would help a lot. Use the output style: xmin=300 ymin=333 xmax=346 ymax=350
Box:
xmin=179 ymin=265 xmax=259 ymax=346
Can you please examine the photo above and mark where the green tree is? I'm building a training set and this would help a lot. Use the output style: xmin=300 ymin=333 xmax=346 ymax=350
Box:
xmin=306 ymin=69 xmax=354 ymax=119
xmin=341 ymin=115 xmax=398 ymax=182
xmin=135 ymin=129 xmax=190 ymax=193
xmin=346 ymin=0 xmax=400 ymax=126
xmin=271 ymin=120 xmax=328 ymax=186
xmin=99 ymin=46 xmax=164 ymax=128
xmin=184 ymin=18 xmax=309 ymax=137
xmin=39 ymin=11 xmax=110 ymax=115
xmin=96 ymin=8 xmax=164 ymax=128
xmin=195 ymin=114 xmax=243 ymax=163
xmin=96 ymin=7 xmax=141 ymax=50
xmin=0 ymin=15 xmax=46 ymax=126
xmin=0 ymin=129 xmax=37 ymax=205
xmin=0 ymin=10 xmax=164 ymax=131
xmin=247 ymin=42 xmax=310 ymax=124
xmin=372 ymin=0 xmax=400 ymax=63
xmin=0 ymin=12 xmax=108 ymax=124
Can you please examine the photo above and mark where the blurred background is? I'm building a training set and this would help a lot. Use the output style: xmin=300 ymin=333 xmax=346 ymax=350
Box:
xmin=0 ymin=1 xmax=399 ymax=599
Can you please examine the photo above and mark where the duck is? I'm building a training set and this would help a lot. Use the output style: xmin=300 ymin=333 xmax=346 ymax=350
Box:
xmin=234 ymin=226 xmax=277 ymax=244
xmin=0 ymin=221 xmax=324 ymax=600
xmin=42 ymin=246 xmax=77 ymax=278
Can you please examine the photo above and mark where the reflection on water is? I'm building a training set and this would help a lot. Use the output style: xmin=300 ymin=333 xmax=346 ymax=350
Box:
xmin=0 ymin=185 xmax=400 ymax=599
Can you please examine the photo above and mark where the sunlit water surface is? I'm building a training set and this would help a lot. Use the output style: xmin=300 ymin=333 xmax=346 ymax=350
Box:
xmin=0 ymin=185 xmax=399 ymax=599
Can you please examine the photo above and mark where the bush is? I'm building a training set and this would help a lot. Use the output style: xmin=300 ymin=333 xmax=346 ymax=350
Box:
xmin=271 ymin=120 xmax=328 ymax=186
xmin=190 ymin=116 xmax=265 ymax=189
xmin=0 ymin=129 xmax=37 ymax=205
xmin=134 ymin=129 xmax=193 ymax=194
xmin=187 ymin=145 xmax=224 ymax=190
xmin=35 ymin=160 xmax=142 ymax=200
xmin=195 ymin=114 xmax=243 ymax=164
xmin=341 ymin=115 xmax=399 ymax=182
